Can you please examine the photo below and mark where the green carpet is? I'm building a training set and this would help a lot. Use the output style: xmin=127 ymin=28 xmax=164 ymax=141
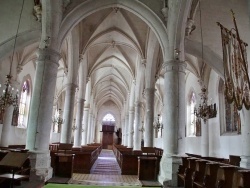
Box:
xmin=44 ymin=184 xmax=160 ymax=188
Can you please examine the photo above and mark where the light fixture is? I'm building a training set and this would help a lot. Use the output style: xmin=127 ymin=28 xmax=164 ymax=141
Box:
xmin=193 ymin=0 xmax=217 ymax=123
xmin=53 ymin=109 xmax=64 ymax=133
xmin=217 ymin=10 xmax=250 ymax=110
xmin=0 ymin=1 xmax=24 ymax=113
xmin=153 ymin=114 xmax=163 ymax=131
xmin=194 ymin=86 xmax=217 ymax=123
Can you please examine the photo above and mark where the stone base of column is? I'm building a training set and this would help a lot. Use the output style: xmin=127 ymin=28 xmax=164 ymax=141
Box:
xmin=22 ymin=151 xmax=53 ymax=187
xmin=240 ymin=156 xmax=250 ymax=168
xmin=158 ymin=155 xmax=182 ymax=188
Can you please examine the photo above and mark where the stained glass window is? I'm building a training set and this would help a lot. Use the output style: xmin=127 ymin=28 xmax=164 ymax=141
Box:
xmin=18 ymin=81 xmax=29 ymax=128
xmin=190 ymin=92 xmax=196 ymax=136
xmin=103 ymin=113 xmax=115 ymax=121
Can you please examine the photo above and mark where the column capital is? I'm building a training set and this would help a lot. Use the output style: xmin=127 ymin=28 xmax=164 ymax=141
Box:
xmin=36 ymin=48 xmax=61 ymax=66
xmin=162 ymin=60 xmax=187 ymax=74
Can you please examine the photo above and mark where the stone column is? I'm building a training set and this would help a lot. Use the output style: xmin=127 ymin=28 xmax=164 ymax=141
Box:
xmin=159 ymin=60 xmax=186 ymax=186
xmin=125 ymin=114 xmax=130 ymax=146
xmin=73 ymin=98 xmax=85 ymax=146
xmin=87 ymin=112 xmax=93 ymax=144
xmin=60 ymin=83 xmax=76 ymax=143
xmin=26 ymin=48 xmax=60 ymax=181
xmin=144 ymin=88 xmax=155 ymax=147
xmin=121 ymin=118 xmax=125 ymax=145
xmin=123 ymin=115 xmax=128 ymax=146
xmin=201 ymin=121 xmax=209 ymax=156
xmin=73 ymin=55 xmax=87 ymax=147
xmin=91 ymin=115 xmax=95 ymax=143
xmin=240 ymin=109 xmax=250 ymax=168
xmin=82 ymin=107 xmax=89 ymax=145
xmin=128 ymin=110 xmax=135 ymax=148
xmin=127 ymin=82 xmax=135 ymax=148
xmin=0 ymin=106 xmax=14 ymax=147
xmin=133 ymin=102 xmax=142 ymax=150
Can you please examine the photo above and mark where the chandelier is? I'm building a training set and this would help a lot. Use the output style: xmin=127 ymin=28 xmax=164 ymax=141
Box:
xmin=153 ymin=114 xmax=163 ymax=131
xmin=0 ymin=75 xmax=19 ymax=111
xmin=194 ymin=86 xmax=217 ymax=123
xmin=53 ymin=109 xmax=64 ymax=133
xmin=193 ymin=1 xmax=217 ymax=123
xmin=0 ymin=1 xmax=24 ymax=112
xmin=217 ymin=10 xmax=250 ymax=110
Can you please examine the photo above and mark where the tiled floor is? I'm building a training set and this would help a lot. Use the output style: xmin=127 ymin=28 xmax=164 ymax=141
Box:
xmin=68 ymin=174 xmax=140 ymax=186
xmin=66 ymin=149 xmax=161 ymax=187
xmin=68 ymin=149 xmax=140 ymax=186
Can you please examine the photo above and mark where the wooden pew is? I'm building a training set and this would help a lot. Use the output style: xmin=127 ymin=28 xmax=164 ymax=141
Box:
xmin=229 ymin=155 xmax=241 ymax=166
xmin=113 ymin=145 xmax=162 ymax=176
xmin=192 ymin=160 xmax=208 ymax=188
xmin=50 ymin=144 xmax=102 ymax=174
xmin=216 ymin=166 xmax=238 ymax=188
xmin=203 ymin=163 xmax=220 ymax=187
xmin=178 ymin=157 xmax=189 ymax=186
xmin=236 ymin=170 xmax=250 ymax=188
xmin=177 ymin=157 xmax=197 ymax=187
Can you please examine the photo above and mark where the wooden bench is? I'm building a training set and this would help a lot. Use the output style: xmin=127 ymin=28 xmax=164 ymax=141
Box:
xmin=229 ymin=155 xmax=241 ymax=166
xmin=216 ymin=166 xmax=238 ymax=188
xmin=113 ymin=145 xmax=162 ymax=175
xmin=236 ymin=170 xmax=250 ymax=187
xmin=192 ymin=160 xmax=208 ymax=187
xmin=178 ymin=157 xmax=189 ymax=186
xmin=178 ymin=154 xmax=250 ymax=188
xmin=50 ymin=144 xmax=102 ymax=174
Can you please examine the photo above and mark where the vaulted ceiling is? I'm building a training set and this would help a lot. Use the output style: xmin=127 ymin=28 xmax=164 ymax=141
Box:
xmin=73 ymin=7 xmax=160 ymax=113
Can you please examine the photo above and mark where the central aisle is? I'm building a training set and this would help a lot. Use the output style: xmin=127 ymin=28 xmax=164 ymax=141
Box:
xmin=68 ymin=149 xmax=140 ymax=186
xmin=90 ymin=149 xmax=121 ymax=175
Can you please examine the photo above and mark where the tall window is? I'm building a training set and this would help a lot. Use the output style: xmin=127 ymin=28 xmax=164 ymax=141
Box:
xmin=18 ymin=80 xmax=30 ymax=128
xmin=187 ymin=91 xmax=198 ymax=136
xmin=102 ymin=113 xmax=115 ymax=126
xmin=103 ymin=113 xmax=115 ymax=121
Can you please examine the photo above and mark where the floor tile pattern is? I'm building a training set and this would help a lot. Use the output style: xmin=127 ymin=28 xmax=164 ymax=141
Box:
xmin=68 ymin=174 xmax=140 ymax=186
xmin=68 ymin=149 xmax=140 ymax=186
